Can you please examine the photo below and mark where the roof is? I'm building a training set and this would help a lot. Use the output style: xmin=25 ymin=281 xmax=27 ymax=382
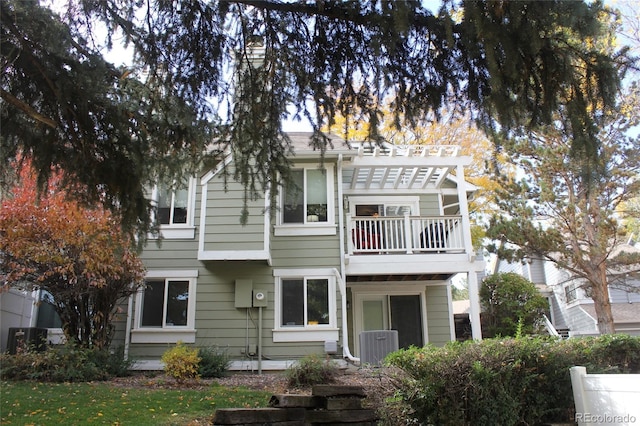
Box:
xmin=288 ymin=132 xmax=474 ymax=192
xmin=581 ymin=303 xmax=640 ymax=324
xmin=204 ymin=132 xmax=475 ymax=192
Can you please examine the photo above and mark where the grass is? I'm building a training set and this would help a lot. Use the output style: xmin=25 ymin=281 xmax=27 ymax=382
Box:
xmin=0 ymin=380 xmax=271 ymax=425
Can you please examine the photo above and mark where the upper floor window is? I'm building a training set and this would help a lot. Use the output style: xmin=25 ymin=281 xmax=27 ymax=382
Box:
xmin=156 ymin=185 xmax=188 ymax=225
xmin=565 ymin=283 xmax=578 ymax=303
xmin=276 ymin=164 xmax=335 ymax=236
xmin=151 ymin=178 xmax=196 ymax=239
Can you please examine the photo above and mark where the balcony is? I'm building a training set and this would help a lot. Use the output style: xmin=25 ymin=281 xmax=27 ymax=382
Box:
xmin=345 ymin=215 xmax=472 ymax=278
xmin=347 ymin=215 xmax=465 ymax=255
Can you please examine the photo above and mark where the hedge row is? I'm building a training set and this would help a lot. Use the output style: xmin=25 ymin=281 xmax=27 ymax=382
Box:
xmin=386 ymin=335 xmax=640 ymax=425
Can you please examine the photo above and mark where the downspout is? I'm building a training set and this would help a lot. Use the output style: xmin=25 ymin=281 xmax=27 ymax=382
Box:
xmin=258 ymin=306 xmax=263 ymax=374
xmin=124 ymin=293 xmax=133 ymax=361
xmin=337 ymin=154 xmax=359 ymax=363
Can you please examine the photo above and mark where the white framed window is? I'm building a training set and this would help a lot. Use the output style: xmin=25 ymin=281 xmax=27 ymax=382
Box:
xmin=150 ymin=177 xmax=196 ymax=239
xmin=273 ymin=269 xmax=339 ymax=342
xmin=565 ymin=283 xmax=578 ymax=304
xmin=131 ymin=270 xmax=197 ymax=343
xmin=275 ymin=164 xmax=336 ymax=236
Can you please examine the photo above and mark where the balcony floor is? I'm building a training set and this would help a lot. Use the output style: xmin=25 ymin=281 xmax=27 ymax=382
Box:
xmin=346 ymin=273 xmax=455 ymax=282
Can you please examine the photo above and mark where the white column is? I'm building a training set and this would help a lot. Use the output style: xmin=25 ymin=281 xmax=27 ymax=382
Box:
xmin=467 ymin=270 xmax=483 ymax=340
xmin=456 ymin=164 xmax=474 ymax=256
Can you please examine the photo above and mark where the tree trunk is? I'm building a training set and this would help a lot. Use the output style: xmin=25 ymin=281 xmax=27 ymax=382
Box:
xmin=590 ymin=263 xmax=616 ymax=335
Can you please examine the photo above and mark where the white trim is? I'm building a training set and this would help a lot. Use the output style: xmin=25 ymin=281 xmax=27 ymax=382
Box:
xmin=272 ymin=269 xmax=338 ymax=340
xmin=131 ymin=358 xmax=349 ymax=372
xmin=198 ymin=182 xmax=209 ymax=254
xmin=157 ymin=226 xmax=196 ymax=240
xmin=272 ymin=328 xmax=340 ymax=342
xmin=132 ymin=273 xmax=198 ymax=343
xmin=277 ymin=163 xmax=336 ymax=228
xmin=145 ymin=270 xmax=198 ymax=278
xmin=197 ymin=250 xmax=271 ymax=261
xmin=148 ymin=177 xmax=197 ymax=240
xmin=273 ymin=268 xmax=337 ymax=277
xmin=200 ymin=154 xmax=233 ymax=185
xmin=199 ymin=177 xmax=272 ymax=260
xmin=130 ymin=329 xmax=196 ymax=344
xmin=274 ymin=224 xmax=337 ymax=236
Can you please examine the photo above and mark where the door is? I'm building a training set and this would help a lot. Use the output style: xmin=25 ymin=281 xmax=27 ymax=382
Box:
xmin=359 ymin=294 xmax=424 ymax=351
xmin=390 ymin=295 xmax=424 ymax=348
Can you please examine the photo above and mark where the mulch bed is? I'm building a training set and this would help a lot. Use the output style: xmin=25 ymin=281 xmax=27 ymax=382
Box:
xmin=109 ymin=365 xmax=401 ymax=409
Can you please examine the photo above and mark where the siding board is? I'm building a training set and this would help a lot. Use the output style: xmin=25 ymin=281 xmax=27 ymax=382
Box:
xmin=425 ymin=285 xmax=452 ymax=346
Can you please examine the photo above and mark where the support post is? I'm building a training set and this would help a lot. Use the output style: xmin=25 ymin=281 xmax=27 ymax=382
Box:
xmin=467 ymin=270 xmax=482 ymax=340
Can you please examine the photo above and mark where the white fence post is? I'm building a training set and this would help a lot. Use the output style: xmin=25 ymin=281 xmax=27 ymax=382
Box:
xmin=570 ymin=366 xmax=640 ymax=426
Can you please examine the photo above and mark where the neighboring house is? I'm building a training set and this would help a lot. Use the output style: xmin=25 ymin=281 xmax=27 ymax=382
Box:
xmin=493 ymin=250 xmax=640 ymax=338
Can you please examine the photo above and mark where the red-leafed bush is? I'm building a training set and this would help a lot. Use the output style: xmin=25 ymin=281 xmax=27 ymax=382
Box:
xmin=0 ymin=160 xmax=145 ymax=350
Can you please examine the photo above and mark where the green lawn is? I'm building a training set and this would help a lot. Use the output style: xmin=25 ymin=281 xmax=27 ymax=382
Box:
xmin=0 ymin=380 xmax=271 ymax=425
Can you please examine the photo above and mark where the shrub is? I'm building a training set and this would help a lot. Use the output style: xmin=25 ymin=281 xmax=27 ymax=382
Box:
xmin=286 ymin=354 xmax=339 ymax=387
xmin=161 ymin=341 xmax=201 ymax=383
xmin=386 ymin=335 xmax=640 ymax=426
xmin=480 ymin=272 xmax=549 ymax=337
xmin=0 ymin=343 xmax=134 ymax=382
xmin=198 ymin=345 xmax=231 ymax=378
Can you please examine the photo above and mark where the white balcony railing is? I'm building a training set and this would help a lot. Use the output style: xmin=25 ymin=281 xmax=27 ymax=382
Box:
xmin=347 ymin=215 xmax=465 ymax=255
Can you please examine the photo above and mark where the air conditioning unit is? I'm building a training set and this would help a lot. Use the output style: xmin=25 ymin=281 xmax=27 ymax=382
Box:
xmin=7 ymin=327 xmax=48 ymax=354
xmin=359 ymin=330 xmax=398 ymax=366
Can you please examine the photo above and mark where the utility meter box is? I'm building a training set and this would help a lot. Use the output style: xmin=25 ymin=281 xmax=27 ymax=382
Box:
xmin=234 ymin=279 xmax=253 ymax=308
xmin=253 ymin=289 xmax=268 ymax=307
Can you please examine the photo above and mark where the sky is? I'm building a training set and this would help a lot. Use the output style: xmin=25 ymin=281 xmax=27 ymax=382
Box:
xmin=51 ymin=0 xmax=639 ymax=134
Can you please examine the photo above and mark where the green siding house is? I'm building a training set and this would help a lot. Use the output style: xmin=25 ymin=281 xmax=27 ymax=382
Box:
xmin=119 ymin=133 xmax=485 ymax=370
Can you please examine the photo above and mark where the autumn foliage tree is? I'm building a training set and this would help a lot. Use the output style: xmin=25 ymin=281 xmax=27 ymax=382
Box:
xmin=0 ymin=163 xmax=145 ymax=350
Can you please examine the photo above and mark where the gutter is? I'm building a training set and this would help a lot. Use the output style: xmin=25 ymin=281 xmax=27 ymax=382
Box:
xmin=337 ymin=154 xmax=359 ymax=363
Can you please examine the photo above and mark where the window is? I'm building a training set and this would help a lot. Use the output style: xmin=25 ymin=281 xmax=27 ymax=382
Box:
xmin=276 ymin=164 xmax=335 ymax=235
xmin=151 ymin=178 xmax=196 ymax=239
xmin=281 ymin=278 xmax=330 ymax=326
xmin=273 ymin=269 xmax=338 ymax=342
xmin=565 ymin=283 xmax=578 ymax=303
xmin=156 ymin=186 xmax=188 ymax=225
xmin=131 ymin=270 xmax=197 ymax=343
xmin=141 ymin=279 xmax=190 ymax=327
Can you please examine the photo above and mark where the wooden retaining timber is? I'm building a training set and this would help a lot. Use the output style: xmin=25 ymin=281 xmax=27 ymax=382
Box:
xmin=212 ymin=385 xmax=379 ymax=425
